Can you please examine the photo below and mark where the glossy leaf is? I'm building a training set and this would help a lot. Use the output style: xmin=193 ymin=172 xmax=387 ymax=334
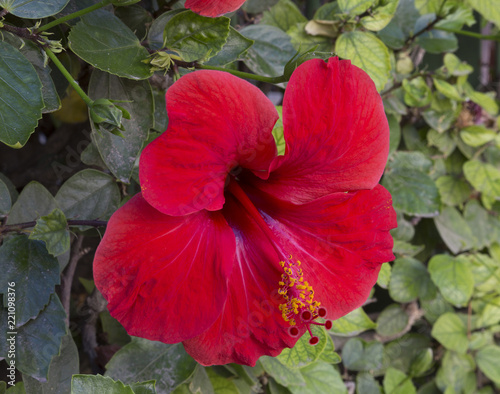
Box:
xmin=6 ymin=182 xmax=58 ymax=225
xmin=0 ymin=41 xmax=43 ymax=148
xmin=289 ymin=362 xmax=346 ymax=394
xmin=277 ymin=325 xmax=327 ymax=369
xmin=0 ymin=0 xmax=70 ymax=18
xmin=261 ymin=0 xmax=307 ymax=32
xmin=431 ymin=313 xmax=468 ymax=354
xmin=389 ymin=257 xmax=436 ymax=303
xmin=205 ymin=27 xmax=254 ymax=66
xmin=29 ymin=208 xmax=70 ymax=257
xmin=260 ymin=357 xmax=306 ymax=387
xmin=0 ymin=236 xmax=60 ymax=327
xmin=329 ymin=307 xmax=376 ymax=336
xmin=69 ymin=10 xmax=152 ymax=80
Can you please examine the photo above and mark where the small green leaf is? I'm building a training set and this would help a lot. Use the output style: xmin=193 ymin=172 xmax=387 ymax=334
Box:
xmin=0 ymin=0 xmax=69 ymax=18
xmin=463 ymin=160 xmax=500 ymax=207
xmin=278 ymin=325 xmax=327 ymax=369
xmin=389 ymin=257 xmax=436 ymax=303
xmin=434 ymin=207 xmax=474 ymax=254
xmin=433 ymin=78 xmax=462 ymax=101
xmin=356 ymin=372 xmax=381 ymax=394
xmin=319 ymin=335 xmax=341 ymax=364
xmin=260 ymin=357 xmax=306 ymax=387
xmin=261 ymin=0 xmax=307 ymax=32
xmin=290 ymin=362 xmax=346 ymax=394
xmin=383 ymin=368 xmax=416 ymax=394
xmin=335 ymin=31 xmax=391 ymax=91
xmin=443 ymin=53 xmax=473 ymax=76
xmin=342 ymin=339 xmax=383 ymax=371
xmin=428 ymin=254 xmax=474 ymax=307
xmin=69 ymin=10 xmax=152 ymax=80
xmin=382 ymin=168 xmax=440 ymax=217
xmin=460 ymin=125 xmax=497 ymax=147
xmin=115 ymin=4 xmax=153 ymax=41
xmin=6 ymin=182 xmax=58 ymax=225
xmin=164 ymin=11 xmax=230 ymax=62
xmin=361 ymin=0 xmax=399 ymax=31
xmin=402 ymin=77 xmax=432 ymax=107
xmin=241 ymin=25 xmax=296 ymax=78
xmin=476 ymin=346 xmax=500 ymax=384
xmin=0 ymin=41 xmax=43 ymax=148
xmin=29 ymin=208 xmax=70 ymax=257
xmin=431 ymin=313 xmax=468 ymax=353
xmin=206 ymin=369 xmax=239 ymax=394
xmin=105 ymin=338 xmax=196 ymax=393
xmin=435 ymin=350 xmax=475 ymax=393
xmin=0 ymin=236 xmax=60 ymax=327
xmin=377 ymin=262 xmax=391 ymax=289
xmin=272 ymin=106 xmax=286 ymax=156
xmin=205 ymin=27 xmax=254 ymax=66
xmin=409 ymin=349 xmax=433 ymax=377
xmin=466 ymin=0 xmax=500 ymax=29
xmin=329 ymin=307 xmax=376 ymax=336
xmin=338 ymin=0 xmax=374 ymax=15
xmin=376 ymin=304 xmax=409 ymax=337
xmin=435 ymin=176 xmax=471 ymax=206
xmin=55 ymin=169 xmax=121 ymax=220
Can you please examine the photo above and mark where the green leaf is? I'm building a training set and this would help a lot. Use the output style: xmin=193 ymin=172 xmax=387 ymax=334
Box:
xmin=434 ymin=206 xmax=474 ymax=254
xmin=0 ymin=0 xmax=69 ymax=18
xmin=388 ymin=114 xmax=401 ymax=155
xmin=377 ymin=262 xmax=391 ymax=288
xmin=409 ymin=348 xmax=433 ymax=377
xmin=383 ymin=368 xmax=416 ymax=394
xmin=342 ymin=339 xmax=383 ymax=371
xmin=361 ymin=0 xmax=399 ymax=31
xmin=389 ymin=257 xmax=436 ymax=303
xmin=88 ymin=70 xmax=153 ymax=182
xmin=0 ymin=294 xmax=66 ymax=381
xmin=319 ymin=335 xmax=341 ymax=364
xmin=435 ymin=175 xmax=471 ymax=206
xmin=164 ymin=11 xmax=230 ymax=62
xmin=241 ymin=25 xmax=296 ymax=78
xmin=415 ymin=15 xmax=458 ymax=53
xmin=23 ymin=333 xmax=79 ymax=394
xmin=463 ymin=160 xmax=500 ymax=207
xmin=243 ymin=0 xmax=280 ymax=13
xmin=431 ymin=313 xmax=468 ymax=353
xmin=99 ymin=310 xmax=131 ymax=346
xmin=290 ymin=362 xmax=346 ymax=394
xmin=443 ymin=53 xmax=473 ymax=76
xmin=69 ymin=10 xmax=152 ymax=80
xmin=466 ymin=0 xmax=500 ymax=28
xmin=188 ymin=365 xmax=214 ymax=394
xmin=433 ymin=78 xmax=462 ymax=101
xmin=421 ymin=292 xmax=454 ymax=324
xmin=382 ymin=168 xmax=440 ymax=217
xmin=261 ymin=0 xmax=307 ymax=32
xmin=71 ymin=375 xmax=156 ymax=393
xmin=277 ymin=325 xmax=327 ymax=369
xmin=6 ymin=181 xmax=58 ymax=225
xmin=460 ymin=125 xmax=497 ymax=147
xmin=0 ymin=236 xmax=60 ymax=326
xmin=105 ymin=337 xmax=196 ymax=393
xmin=0 ymin=41 xmax=43 ymax=148
xmin=435 ymin=350 xmax=475 ymax=393
xmin=272 ymin=106 xmax=286 ymax=156
xmin=356 ymin=372 xmax=381 ymax=394
xmin=476 ymin=346 xmax=500 ymax=384
xmin=115 ymin=4 xmax=153 ymax=41
xmin=335 ymin=31 xmax=390 ymax=91
xmin=260 ymin=357 xmax=306 ymax=387
xmin=330 ymin=307 xmax=376 ymax=336
xmin=464 ymin=200 xmax=499 ymax=249
xmin=205 ymin=27 xmax=254 ymax=66
xmin=382 ymin=334 xmax=431 ymax=374
xmin=0 ymin=178 xmax=12 ymax=215
xmin=393 ymin=240 xmax=425 ymax=257
xmin=55 ymin=169 xmax=121 ymax=220
xmin=402 ymin=77 xmax=432 ymax=107
xmin=376 ymin=304 xmax=409 ymax=337
xmin=338 ymin=0 xmax=375 ymax=15
xmin=427 ymin=128 xmax=456 ymax=157
xmin=428 ymin=254 xmax=474 ymax=307
xmin=206 ymin=369 xmax=239 ymax=394
xmin=2 ymin=32 xmax=61 ymax=113
xmin=29 ymin=208 xmax=70 ymax=257
xmin=288 ymin=22 xmax=333 ymax=52
xmin=147 ymin=10 xmax=187 ymax=50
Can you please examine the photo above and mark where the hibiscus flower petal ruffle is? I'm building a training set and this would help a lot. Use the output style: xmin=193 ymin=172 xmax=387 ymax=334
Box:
xmin=250 ymin=183 xmax=397 ymax=320
xmin=182 ymin=195 xmax=297 ymax=366
xmin=250 ymin=57 xmax=390 ymax=204
xmin=185 ymin=0 xmax=246 ymax=17
xmin=93 ymin=193 xmax=235 ymax=343
xmin=140 ymin=70 xmax=278 ymax=216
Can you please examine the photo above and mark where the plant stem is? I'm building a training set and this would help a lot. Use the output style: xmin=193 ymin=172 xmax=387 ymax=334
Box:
xmin=196 ymin=64 xmax=287 ymax=84
xmin=0 ymin=219 xmax=107 ymax=235
xmin=435 ymin=26 xmax=500 ymax=42
xmin=0 ymin=8 xmax=8 ymax=18
xmin=36 ymin=0 xmax=113 ymax=33
xmin=44 ymin=48 xmax=94 ymax=107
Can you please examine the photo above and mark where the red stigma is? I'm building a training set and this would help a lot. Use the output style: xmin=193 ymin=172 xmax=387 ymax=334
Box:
xmin=309 ymin=336 xmax=319 ymax=345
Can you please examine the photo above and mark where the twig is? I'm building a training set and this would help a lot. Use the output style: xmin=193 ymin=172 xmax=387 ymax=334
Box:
xmin=61 ymin=236 xmax=91 ymax=326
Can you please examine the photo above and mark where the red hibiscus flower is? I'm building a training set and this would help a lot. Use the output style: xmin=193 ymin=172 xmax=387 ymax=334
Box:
xmin=185 ymin=0 xmax=246 ymax=17
xmin=93 ymin=57 xmax=397 ymax=366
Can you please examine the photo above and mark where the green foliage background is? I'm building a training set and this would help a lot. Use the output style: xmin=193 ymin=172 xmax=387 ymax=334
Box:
xmin=1 ymin=0 xmax=500 ymax=393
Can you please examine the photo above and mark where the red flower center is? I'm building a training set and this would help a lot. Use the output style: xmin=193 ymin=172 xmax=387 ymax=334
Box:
xmin=227 ymin=178 xmax=332 ymax=344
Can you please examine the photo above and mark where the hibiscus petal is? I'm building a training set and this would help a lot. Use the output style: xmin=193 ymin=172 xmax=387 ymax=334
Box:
xmin=140 ymin=71 xmax=278 ymax=216
xmin=185 ymin=0 xmax=246 ymax=17
xmin=250 ymin=57 xmax=390 ymax=204
xmin=183 ymin=195 xmax=297 ymax=366
xmin=93 ymin=193 xmax=235 ymax=343
xmin=250 ymin=184 xmax=397 ymax=320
